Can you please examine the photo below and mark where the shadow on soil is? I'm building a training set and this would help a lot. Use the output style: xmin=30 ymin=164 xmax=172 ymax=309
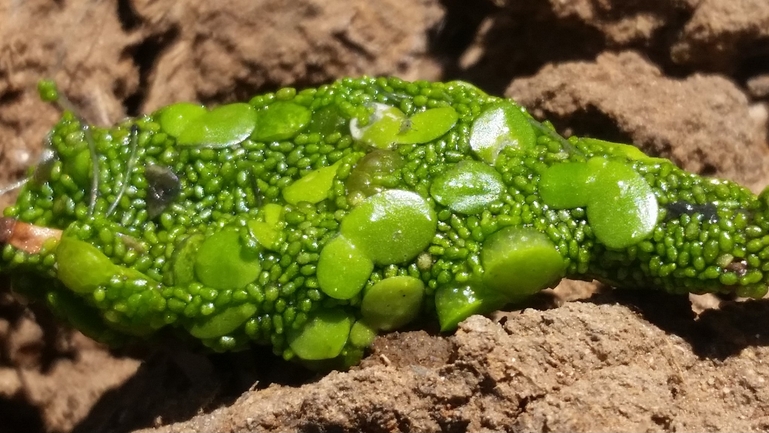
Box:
xmin=71 ymin=345 xmax=316 ymax=433
xmin=595 ymin=289 xmax=769 ymax=360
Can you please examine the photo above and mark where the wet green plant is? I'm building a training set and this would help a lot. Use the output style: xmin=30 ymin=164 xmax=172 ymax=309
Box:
xmin=2 ymin=77 xmax=769 ymax=368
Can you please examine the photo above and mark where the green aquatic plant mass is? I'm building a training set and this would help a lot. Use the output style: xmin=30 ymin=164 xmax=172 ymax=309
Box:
xmin=3 ymin=77 xmax=769 ymax=368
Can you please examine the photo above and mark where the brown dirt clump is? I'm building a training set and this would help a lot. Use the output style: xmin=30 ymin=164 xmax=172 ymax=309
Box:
xmin=670 ymin=0 xmax=769 ymax=72
xmin=506 ymin=50 xmax=769 ymax=191
xmin=1 ymin=0 xmax=769 ymax=432
xmin=131 ymin=298 xmax=769 ymax=432
xmin=131 ymin=0 xmax=445 ymax=111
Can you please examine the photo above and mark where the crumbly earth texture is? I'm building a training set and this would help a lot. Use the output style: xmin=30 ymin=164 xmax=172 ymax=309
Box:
xmin=1 ymin=1 xmax=769 ymax=433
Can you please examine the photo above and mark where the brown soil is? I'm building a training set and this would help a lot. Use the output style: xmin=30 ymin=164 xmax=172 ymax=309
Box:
xmin=1 ymin=0 xmax=769 ymax=432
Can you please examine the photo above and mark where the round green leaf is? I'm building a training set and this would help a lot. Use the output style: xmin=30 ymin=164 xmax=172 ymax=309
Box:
xmin=348 ymin=321 xmax=377 ymax=349
xmin=66 ymin=149 xmax=93 ymax=189
xmin=252 ymin=101 xmax=311 ymax=142
xmin=157 ymin=103 xmax=207 ymax=137
xmin=287 ymin=308 xmax=353 ymax=361
xmin=247 ymin=221 xmax=280 ymax=251
xmin=396 ymin=107 xmax=458 ymax=144
xmin=170 ymin=234 xmax=205 ymax=286
xmin=262 ymin=203 xmax=284 ymax=226
xmin=194 ymin=229 xmax=261 ymax=291
xmin=309 ymin=104 xmax=348 ymax=135
xmin=317 ymin=236 xmax=373 ymax=300
xmin=361 ymin=276 xmax=424 ymax=331
xmin=188 ymin=302 xmax=258 ymax=339
xmin=56 ymin=236 xmax=119 ymax=294
xmin=247 ymin=203 xmax=284 ymax=251
xmin=177 ymin=103 xmax=257 ymax=148
xmin=345 ymin=150 xmax=404 ymax=200
xmin=481 ymin=226 xmax=566 ymax=300
xmin=586 ymin=158 xmax=659 ymax=249
xmin=350 ymin=103 xmax=407 ymax=149
xmin=434 ymin=282 xmax=508 ymax=332
xmin=430 ymin=160 xmax=505 ymax=214
xmin=341 ymin=190 xmax=437 ymax=265
xmin=469 ymin=101 xmax=536 ymax=164
xmin=282 ymin=161 xmax=341 ymax=205
xmin=538 ymin=161 xmax=596 ymax=209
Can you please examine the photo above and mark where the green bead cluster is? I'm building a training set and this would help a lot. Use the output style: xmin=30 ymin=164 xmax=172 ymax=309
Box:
xmin=2 ymin=77 xmax=769 ymax=368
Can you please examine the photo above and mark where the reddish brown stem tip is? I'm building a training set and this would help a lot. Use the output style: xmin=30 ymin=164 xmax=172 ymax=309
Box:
xmin=0 ymin=217 xmax=15 ymax=244
xmin=0 ymin=217 xmax=62 ymax=254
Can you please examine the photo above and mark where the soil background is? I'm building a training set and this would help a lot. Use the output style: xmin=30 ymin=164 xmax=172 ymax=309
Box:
xmin=1 ymin=0 xmax=769 ymax=432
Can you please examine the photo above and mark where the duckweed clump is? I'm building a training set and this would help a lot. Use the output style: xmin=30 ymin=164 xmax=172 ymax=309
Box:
xmin=2 ymin=77 xmax=769 ymax=368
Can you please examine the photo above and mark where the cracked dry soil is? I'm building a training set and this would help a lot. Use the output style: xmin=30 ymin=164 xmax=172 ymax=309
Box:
xmin=2 ymin=0 xmax=769 ymax=432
